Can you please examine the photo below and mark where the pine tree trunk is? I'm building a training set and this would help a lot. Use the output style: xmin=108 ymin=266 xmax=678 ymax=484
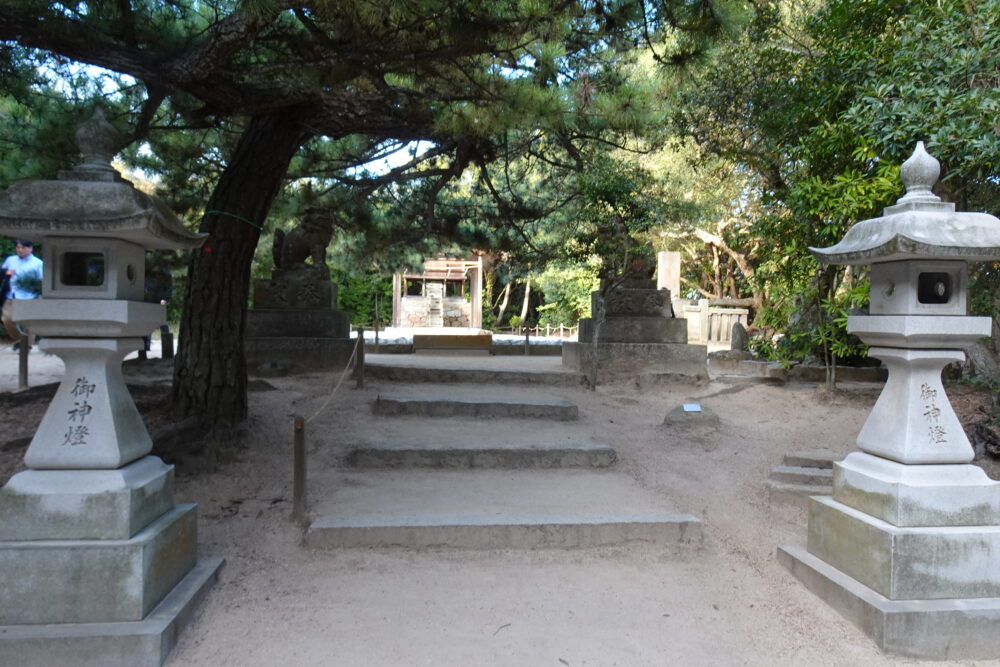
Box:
xmin=520 ymin=279 xmax=531 ymax=321
xmin=172 ymin=113 xmax=307 ymax=427
xmin=496 ymin=282 xmax=511 ymax=325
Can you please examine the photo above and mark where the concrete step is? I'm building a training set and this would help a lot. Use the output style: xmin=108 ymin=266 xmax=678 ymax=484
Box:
xmin=365 ymin=362 xmax=583 ymax=386
xmin=766 ymin=480 xmax=832 ymax=508
xmin=305 ymin=470 xmax=701 ymax=549
xmin=770 ymin=465 xmax=833 ymax=486
xmin=783 ymin=451 xmax=839 ymax=469
xmin=349 ymin=442 xmax=617 ymax=469
xmin=373 ymin=394 xmax=579 ymax=420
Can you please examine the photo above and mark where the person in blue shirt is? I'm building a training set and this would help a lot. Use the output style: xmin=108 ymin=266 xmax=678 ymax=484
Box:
xmin=2 ymin=239 xmax=43 ymax=350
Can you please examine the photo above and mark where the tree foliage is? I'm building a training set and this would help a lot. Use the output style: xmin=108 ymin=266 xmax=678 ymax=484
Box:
xmin=0 ymin=0 xmax=736 ymax=428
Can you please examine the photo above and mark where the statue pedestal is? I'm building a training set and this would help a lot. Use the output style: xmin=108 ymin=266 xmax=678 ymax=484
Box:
xmin=245 ymin=272 xmax=354 ymax=374
xmin=562 ymin=279 xmax=706 ymax=382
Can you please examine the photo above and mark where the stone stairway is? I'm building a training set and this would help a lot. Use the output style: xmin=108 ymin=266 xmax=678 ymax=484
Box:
xmin=374 ymin=393 xmax=579 ymax=420
xmin=306 ymin=370 xmax=701 ymax=550
xmin=349 ymin=441 xmax=617 ymax=469
xmin=765 ymin=451 xmax=836 ymax=507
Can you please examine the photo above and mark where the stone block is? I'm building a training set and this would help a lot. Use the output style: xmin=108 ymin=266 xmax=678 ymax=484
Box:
xmin=662 ymin=402 xmax=720 ymax=427
xmin=0 ymin=456 xmax=174 ymax=540
xmin=14 ymin=299 xmax=164 ymax=338
xmin=603 ymin=278 xmax=657 ymax=291
xmin=374 ymin=394 xmax=578 ymax=421
xmin=807 ymin=495 xmax=1000 ymax=600
xmin=578 ymin=317 xmax=595 ymax=343
xmin=0 ymin=504 xmax=197 ymax=624
xmin=245 ymin=337 xmax=356 ymax=373
xmin=0 ymin=557 xmax=223 ymax=667
xmin=786 ymin=363 xmax=887 ymax=383
xmin=562 ymin=341 xmax=707 ymax=380
xmin=779 ymin=544 xmax=1000 ymax=660
xmin=245 ymin=308 xmax=350 ymax=338
xmin=593 ymin=317 xmax=687 ymax=344
xmin=833 ymin=452 xmax=1000 ymax=527
xmin=594 ymin=288 xmax=672 ymax=318
xmin=849 ymin=314 xmax=990 ymax=349
xmin=252 ymin=276 xmax=337 ymax=310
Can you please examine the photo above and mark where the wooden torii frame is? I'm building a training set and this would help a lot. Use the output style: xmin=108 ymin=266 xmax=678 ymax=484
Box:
xmin=391 ymin=255 xmax=484 ymax=328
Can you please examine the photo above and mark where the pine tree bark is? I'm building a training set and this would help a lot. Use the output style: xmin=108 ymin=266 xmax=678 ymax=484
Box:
xmin=172 ymin=113 xmax=308 ymax=427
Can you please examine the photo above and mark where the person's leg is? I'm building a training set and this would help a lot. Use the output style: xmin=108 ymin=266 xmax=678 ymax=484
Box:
xmin=1 ymin=300 xmax=16 ymax=344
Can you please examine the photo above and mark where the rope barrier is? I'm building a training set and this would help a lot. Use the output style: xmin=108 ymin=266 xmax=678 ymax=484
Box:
xmin=303 ymin=333 xmax=363 ymax=424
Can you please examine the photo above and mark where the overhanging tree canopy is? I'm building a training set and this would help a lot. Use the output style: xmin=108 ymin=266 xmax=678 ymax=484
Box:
xmin=0 ymin=0 xmax=737 ymax=429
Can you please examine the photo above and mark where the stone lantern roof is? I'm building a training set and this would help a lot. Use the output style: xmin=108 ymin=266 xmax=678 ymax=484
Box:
xmin=0 ymin=109 xmax=205 ymax=250
xmin=810 ymin=142 xmax=1000 ymax=265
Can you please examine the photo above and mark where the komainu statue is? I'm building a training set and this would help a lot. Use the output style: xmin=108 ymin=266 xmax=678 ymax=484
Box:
xmin=272 ymin=209 xmax=333 ymax=279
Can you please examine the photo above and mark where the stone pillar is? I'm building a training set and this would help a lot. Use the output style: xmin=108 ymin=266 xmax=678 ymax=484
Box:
xmin=470 ymin=255 xmax=483 ymax=329
xmin=656 ymin=250 xmax=681 ymax=295
xmin=392 ymin=272 xmax=403 ymax=327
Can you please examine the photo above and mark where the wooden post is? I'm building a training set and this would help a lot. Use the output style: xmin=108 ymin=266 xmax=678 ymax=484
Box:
xmin=161 ymin=329 xmax=174 ymax=359
xmin=17 ymin=332 xmax=28 ymax=390
xmin=355 ymin=327 xmax=366 ymax=389
xmin=291 ymin=415 xmax=307 ymax=523
xmin=524 ymin=328 xmax=530 ymax=356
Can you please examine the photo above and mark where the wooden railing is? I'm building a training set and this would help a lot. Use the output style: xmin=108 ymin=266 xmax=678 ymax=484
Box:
xmin=495 ymin=324 xmax=579 ymax=339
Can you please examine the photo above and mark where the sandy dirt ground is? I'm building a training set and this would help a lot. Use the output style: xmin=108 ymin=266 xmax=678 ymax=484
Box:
xmin=2 ymin=345 xmax=1000 ymax=666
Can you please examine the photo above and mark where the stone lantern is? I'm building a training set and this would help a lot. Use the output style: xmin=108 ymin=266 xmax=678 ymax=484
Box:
xmin=0 ymin=110 xmax=221 ymax=666
xmin=779 ymin=143 xmax=1000 ymax=658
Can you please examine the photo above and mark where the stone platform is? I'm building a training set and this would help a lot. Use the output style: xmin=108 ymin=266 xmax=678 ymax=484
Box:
xmin=373 ymin=393 xmax=579 ymax=420
xmin=0 ymin=557 xmax=223 ymax=667
xmin=349 ymin=441 xmax=617 ymax=469
xmin=563 ymin=279 xmax=707 ymax=382
xmin=365 ymin=353 xmax=583 ymax=385
xmin=779 ymin=545 xmax=1000 ymax=659
xmin=305 ymin=469 xmax=700 ymax=549
xmin=245 ymin=271 xmax=354 ymax=374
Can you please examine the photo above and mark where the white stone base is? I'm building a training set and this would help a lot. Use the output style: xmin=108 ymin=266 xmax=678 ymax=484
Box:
xmin=0 ymin=456 xmax=174 ymax=540
xmin=0 ymin=504 xmax=197 ymax=625
xmin=833 ymin=452 xmax=1000 ymax=526
xmin=0 ymin=556 xmax=223 ymax=667
xmin=807 ymin=495 xmax=1000 ymax=600
xmin=779 ymin=544 xmax=1000 ymax=660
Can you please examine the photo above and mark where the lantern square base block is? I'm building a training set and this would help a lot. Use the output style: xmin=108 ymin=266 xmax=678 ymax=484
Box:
xmin=0 ymin=456 xmax=175 ymax=540
xmin=0 ymin=556 xmax=222 ymax=667
xmin=0 ymin=504 xmax=197 ymax=625
xmin=779 ymin=544 xmax=1000 ymax=660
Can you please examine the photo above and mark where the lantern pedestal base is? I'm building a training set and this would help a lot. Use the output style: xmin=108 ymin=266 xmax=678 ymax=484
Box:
xmin=779 ymin=543 xmax=1000 ymax=660
xmin=832 ymin=451 xmax=1000 ymax=527
xmin=0 ymin=556 xmax=222 ymax=667
xmin=0 ymin=456 xmax=174 ymax=540
xmin=781 ymin=450 xmax=1000 ymax=658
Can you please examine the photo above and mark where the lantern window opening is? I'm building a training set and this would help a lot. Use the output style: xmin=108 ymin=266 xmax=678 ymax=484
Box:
xmin=61 ymin=251 xmax=106 ymax=287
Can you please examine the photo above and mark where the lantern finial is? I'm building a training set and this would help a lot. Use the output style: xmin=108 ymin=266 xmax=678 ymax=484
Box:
xmin=897 ymin=141 xmax=941 ymax=205
xmin=74 ymin=108 xmax=124 ymax=175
